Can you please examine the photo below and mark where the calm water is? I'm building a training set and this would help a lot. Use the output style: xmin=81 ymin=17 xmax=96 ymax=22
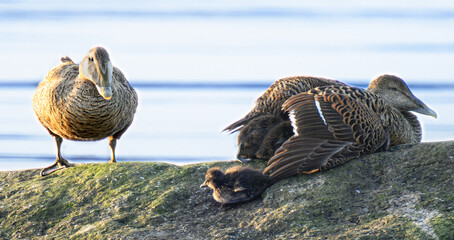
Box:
xmin=1 ymin=1 xmax=453 ymax=171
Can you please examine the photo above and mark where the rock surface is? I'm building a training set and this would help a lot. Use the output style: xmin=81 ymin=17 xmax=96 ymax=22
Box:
xmin=0 ymin=141 xmax=453 ymax=239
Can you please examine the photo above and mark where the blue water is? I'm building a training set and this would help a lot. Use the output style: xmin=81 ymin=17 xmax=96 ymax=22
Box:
xmin=0 ymin=1 xmax=453 ymax=171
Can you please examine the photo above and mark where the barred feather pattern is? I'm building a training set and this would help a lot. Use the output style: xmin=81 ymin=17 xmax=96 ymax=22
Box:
xmin=33 ymin=61 xmax=138 ymax=141
xmin=223 ymin=76 xmax=346 ymax=132
xmin=264 ymin=85 xmax=423 ymax=182
xmin=310 ymin=86 xmax=421 ymax=145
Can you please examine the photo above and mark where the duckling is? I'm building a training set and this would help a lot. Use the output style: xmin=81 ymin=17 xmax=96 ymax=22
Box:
xmin=224 ymin=76 xmax=347 ymax=162
xmin=33 ymin=46 xmax=138 ymax=176
xmin=235 ymin=115 xmax=287 ymax=161
xmin=255 ymin=120 xmax=293 ymax=160
xmin=264 ymin=75 xmax=437 ymax=182
xmin=236 ymin=116 xmax=293 ymax=162
xmin=200 ymin=166 xmax=271 ymax=205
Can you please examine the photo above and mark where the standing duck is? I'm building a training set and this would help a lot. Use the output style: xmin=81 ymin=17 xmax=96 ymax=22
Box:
xmin=200 ymin=166 xmax=271 ymax=205
xmin=33 ymin=47 xmax=138 ymax=176
xmin=264 ymin=75 xmax=437 ymax=182
xmin=224 ymin=76 xmax=347 ymax=162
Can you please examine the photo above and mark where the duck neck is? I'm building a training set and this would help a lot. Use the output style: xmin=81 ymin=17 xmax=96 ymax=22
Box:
xmin=401 ymin=111 xmax=422 ymax=142
xmin=386 ymin=110 xmax=422 ymax=145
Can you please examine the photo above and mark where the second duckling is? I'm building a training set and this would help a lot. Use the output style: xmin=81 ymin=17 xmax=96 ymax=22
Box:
xmin=200 ymin=166 xmax=270 ymax=205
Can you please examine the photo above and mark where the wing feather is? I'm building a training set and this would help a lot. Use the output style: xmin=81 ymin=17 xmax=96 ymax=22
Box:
xmin=264 ymin=86 xmax=390 ymax=182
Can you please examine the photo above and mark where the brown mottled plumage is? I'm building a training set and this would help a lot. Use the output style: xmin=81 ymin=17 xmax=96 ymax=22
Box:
xmin=264 ymin=75 xmax=437 ymax=182
xmin=224 ymin=76 xmax=347 ymax=132
xmin=33 ymin=47 xmax=138 ymax=176
xmin=235 ymin=115 xmax=293 ymax=162
xmin=224 ymin=76 xmax=347 ymax=162
xmin=200 ymin=166 xmax=271 ymax=205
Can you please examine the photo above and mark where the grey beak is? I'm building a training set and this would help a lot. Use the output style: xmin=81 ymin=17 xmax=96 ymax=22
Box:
xmin=200 ymin=181 xmax=208 ymax=189
xmin=97 ymin=86 xmax=112 ymax=100
xmin=413 ymin=97 xmax=437 ymax=118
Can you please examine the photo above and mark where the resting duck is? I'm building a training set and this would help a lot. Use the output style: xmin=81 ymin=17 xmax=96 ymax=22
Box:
xmin=33 ymin=46 xmax=138 ymax=176
xmin=200 ymin=166 xmax=271 ymax=205
xmin=263 ymin=75 xmax=437 ymax=182
xmin=224 ymin=76 xmax=347 ymax=162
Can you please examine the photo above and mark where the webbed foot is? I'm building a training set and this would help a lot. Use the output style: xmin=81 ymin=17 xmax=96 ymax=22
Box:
xmin=40 ymin=158 xmax=76 ymax=176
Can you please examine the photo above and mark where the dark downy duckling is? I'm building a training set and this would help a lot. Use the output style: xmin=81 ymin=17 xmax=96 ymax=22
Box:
xmin=264 ymin=75 xmax=437 ymax=182
xmin=200 ymin=166 xmax=271 ymax=205
xmin=33 ymin=47 xmax=138 ymax=176
xmin=236 ymin=115 xmax=293 ymax=162
xmin=224 ymin=76 xmax=346 ymax=162
xmin=254 ymin=120 xmax=293 ymax=161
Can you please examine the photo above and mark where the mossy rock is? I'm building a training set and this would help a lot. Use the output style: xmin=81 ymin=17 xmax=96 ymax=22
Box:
xmin=1 ymin=141 xmax=453 ymax=239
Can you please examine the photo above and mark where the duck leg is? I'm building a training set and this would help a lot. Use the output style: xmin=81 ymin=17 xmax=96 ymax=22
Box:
xmin=40 ymin=135 xmax=75 ymax=176
xmin=108 ymin=136 xmax=117 ymax=163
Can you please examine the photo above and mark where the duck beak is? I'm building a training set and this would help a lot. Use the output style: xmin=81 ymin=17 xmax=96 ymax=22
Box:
xmin=412 ymin=97 xmax=437 ymax=118
xmin=236 ymin=143 xmax=253 ymax=163
xmin=237 ymin=155 xmax=252 ymax=164
xmin=416 ymin=106 xmax=437 ymax=118
xmin=200 ymin=180 xmax=208 ymax=189
xmin=97 ymin=86 xmax=112 ymax=100
xmin=96 ymin=61 xmax=113 ymax=100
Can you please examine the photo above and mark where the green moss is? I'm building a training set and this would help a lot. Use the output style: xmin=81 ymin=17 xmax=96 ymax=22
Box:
xmin=430 ymin=214 xmax=454 ymax=240
xmin=0 ymin=141 xmax=453 ymax=239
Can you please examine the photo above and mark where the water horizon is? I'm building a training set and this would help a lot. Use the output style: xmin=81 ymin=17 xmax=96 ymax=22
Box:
xmin=0 ymin=1 xmax=453 ymax=171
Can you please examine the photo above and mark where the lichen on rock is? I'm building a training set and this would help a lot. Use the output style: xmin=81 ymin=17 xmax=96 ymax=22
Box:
xmin=0 ymin=141 xmax=453 ymax=239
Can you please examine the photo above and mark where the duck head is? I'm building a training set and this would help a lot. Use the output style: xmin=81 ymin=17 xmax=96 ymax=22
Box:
xmin=200 ymin=167 xmax=225 ymax=190
xmin=367 ymin=75 xmax=437 ymax=118
xmin=236 ymin=115 xmax=286 ymax=163
xmin=79 ymin=46 xmax=113 ymax=100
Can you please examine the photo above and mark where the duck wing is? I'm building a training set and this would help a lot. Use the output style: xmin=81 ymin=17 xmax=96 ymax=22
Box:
xmin=223 ymin=76 xmax=346 ymax=132
xmin=264 ymin=86 xmax=389 ymax=182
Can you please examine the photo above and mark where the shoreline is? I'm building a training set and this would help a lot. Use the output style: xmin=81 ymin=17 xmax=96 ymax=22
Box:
xmin=1 ymin=141 xmax=453 ymax=239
